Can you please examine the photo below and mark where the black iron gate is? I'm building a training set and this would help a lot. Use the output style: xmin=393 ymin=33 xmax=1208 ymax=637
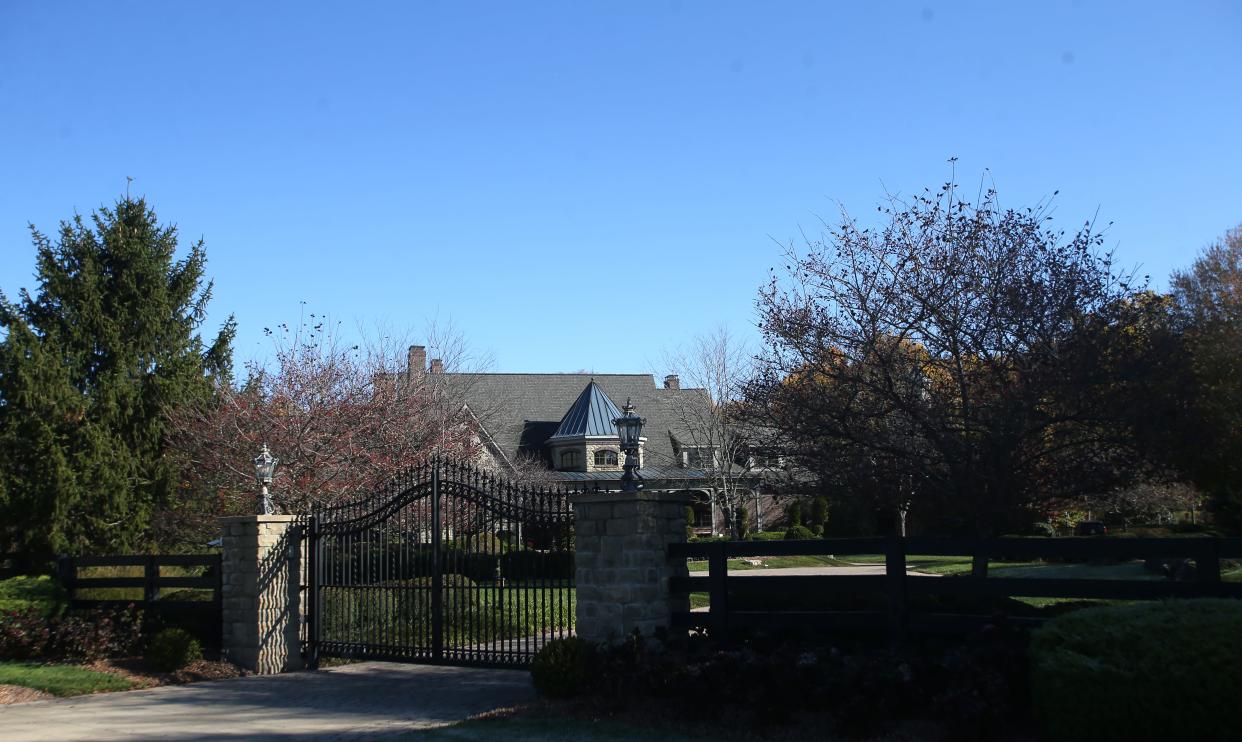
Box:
xmin=306 ymin=457 xmax=576 ymax=668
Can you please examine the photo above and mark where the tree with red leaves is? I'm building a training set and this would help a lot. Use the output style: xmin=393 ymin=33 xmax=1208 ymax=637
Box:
xmin=161 ymin=316 xmax=479 ymax=543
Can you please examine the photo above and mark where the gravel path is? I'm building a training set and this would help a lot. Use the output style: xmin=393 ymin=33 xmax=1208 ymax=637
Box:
xmin=0 ymin=662 xmax=533 ymax=741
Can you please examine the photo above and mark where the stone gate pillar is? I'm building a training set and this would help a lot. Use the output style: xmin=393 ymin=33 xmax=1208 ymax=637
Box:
xmin=572 ymin=490 xmax=690 ymax=643
xmin=219 ymin=515 xmax=304 ymax=673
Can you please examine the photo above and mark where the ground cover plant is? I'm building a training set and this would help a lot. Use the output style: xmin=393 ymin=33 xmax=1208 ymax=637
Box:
xmin=0 ymin=604 xmax=142 ymax=661
xmin=532 ymin=624 xmax=1032 ymax=739
xmin=1032 ymin=599 xmax=1242 ymax=741
xmin=0 ymin=575 xmax=65 ymax=615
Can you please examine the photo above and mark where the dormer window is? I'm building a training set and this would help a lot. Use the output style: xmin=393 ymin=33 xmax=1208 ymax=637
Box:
xmin=684 ymin=448 xmax=711 ymax=469
xmin=560 ymin=450 xmax=581 ymax=469
xmin=593 ymin=449 xmax=618 ymax=467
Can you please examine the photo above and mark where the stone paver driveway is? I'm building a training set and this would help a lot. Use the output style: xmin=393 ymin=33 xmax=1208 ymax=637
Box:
xmin=0 ymin=662 xmax=534 ymax=741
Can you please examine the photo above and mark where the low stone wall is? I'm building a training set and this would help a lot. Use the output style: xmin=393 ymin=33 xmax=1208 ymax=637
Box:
xmin=220 ymin=515 xmax=304 ymax=674
xmin=572 ymin=490 xmax=690 ymax=643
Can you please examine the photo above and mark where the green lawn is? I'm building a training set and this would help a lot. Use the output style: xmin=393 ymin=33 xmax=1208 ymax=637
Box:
xmin=687 ymin=555 xmax=852 ymax=572
xmin=0 ymin=661 xmax=134 ymax=696
xmin=0 ymin=575 xmax=66 ymax=615
xmin=321 ymin=584 xmax=576 ymax=647
xmin=682 ymin=555 xmax=1178 ymax=612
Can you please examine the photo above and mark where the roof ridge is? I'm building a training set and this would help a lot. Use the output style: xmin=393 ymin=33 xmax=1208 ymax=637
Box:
xmin=549 ymin=381 xmax=625 ymax=439
xmin=443 ymin=372 xmax=655 ymax=377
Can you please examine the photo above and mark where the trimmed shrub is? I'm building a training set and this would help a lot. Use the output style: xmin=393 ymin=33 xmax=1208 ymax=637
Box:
xmin=1032 ymin=599 xmax=1242 ymax=741
xmin=146 ymin=627 xmax=201 ymax=672
xmin=783 ymin=525 xmax=814 ymax=540
xmin=750 ymin=531 xmax=784 ymax=541
xmin=531 ymin=636 xmax=593 ymax=699
xmin=809 ymin=497 xmax=829 ymax=530
xmin=786 ymin=500 xmax=804 ymax=527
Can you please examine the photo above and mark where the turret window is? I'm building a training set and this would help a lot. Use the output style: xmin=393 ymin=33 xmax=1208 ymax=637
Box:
xmin=593 ymin=449 xmax=618 ymax=467
xmin=560 ymin=450 xmax=581 ymax=469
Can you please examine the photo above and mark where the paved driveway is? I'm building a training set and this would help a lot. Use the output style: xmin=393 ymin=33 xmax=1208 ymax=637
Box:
xmin=0 ymin=662 xmax=534 ymax=741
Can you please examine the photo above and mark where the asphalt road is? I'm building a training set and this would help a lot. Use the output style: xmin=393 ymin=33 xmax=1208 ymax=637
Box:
xmin=0 ymin=662 xmax=534 ymax=741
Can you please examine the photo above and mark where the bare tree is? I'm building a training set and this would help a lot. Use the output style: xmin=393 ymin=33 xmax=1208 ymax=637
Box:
xmin=752 ymin=175 xmax=1142 ymax=535
xmin=1100 ymin=481 xmax=1204 ymax=528
xmin=663 ymin=326 xmax=759 ymax=537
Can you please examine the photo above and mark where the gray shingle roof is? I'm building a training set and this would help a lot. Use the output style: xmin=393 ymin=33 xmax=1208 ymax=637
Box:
xmin=442 ymin=373 xmax=711 ymax=469
xmin=548 ymin=381 xmax=625 ymax=440
xmin=551 ymin=465 xmax=708 ymax=482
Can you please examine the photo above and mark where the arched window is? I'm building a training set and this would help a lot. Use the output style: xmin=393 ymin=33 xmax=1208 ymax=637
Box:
xmin=560 ymin=450 xmax=581 ymax=469
xmin=593 ymin=449 xmax=618 ymax=467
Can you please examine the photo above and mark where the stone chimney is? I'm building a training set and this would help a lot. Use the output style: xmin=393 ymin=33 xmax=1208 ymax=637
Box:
xmin=430 ymin=358 xmax=444 ymax=374
xmin=408 ymin=346 xmax=426 ymax=375
xmin=664 ymin=374 xmax=680 ymax=390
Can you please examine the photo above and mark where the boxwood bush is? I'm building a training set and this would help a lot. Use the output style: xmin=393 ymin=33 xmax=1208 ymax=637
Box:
xmin=146 ymin=627 xmax=201 ymax=672
xmin=783 ymin=525 xmax=814 ymax=540
xmin=531 ymin=636 xmax=593 ymax=699
xmin=1032 ymin=599 xmax=1242 ymax=741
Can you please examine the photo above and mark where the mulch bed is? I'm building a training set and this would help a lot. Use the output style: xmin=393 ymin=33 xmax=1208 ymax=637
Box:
xmin=0 ymin=684 xmax=54 ymax=704
xmin=83 ymin=657 xmax=251 ymax=689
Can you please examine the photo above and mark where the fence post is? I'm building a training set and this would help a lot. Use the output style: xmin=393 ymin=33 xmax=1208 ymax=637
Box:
xmin=885 ymin=536 xmax=907 ymax=647
xmin=144 ymin=555 xmax=160 ymax=605
xmin=211 ymin=554 xmax=223 ymax=649
xmin=430 ymin=459 xmax=443 ymax=663
xmin=1198 ymin=538 xmax=1221 ymax=589
xmin=219 ymin=514 xmax=304 ymax=674
xmin=571 ymin=490 xmax=692 ymax=644
xmin=708 ymin=540 xmax=729 ymax=641
xmin=56 ymin=555 xmax=76 ymax=605
xmin=971 ymin=551 xmax=989 ymax=580
xmin=306 ymin=516 xmax=320 ymax=670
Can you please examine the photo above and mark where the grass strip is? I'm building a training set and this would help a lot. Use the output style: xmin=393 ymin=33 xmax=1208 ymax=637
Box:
xmin=0 ymin=661 xmax=134 ymax=696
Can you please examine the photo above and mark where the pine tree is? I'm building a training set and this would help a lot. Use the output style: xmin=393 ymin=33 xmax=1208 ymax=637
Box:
xmin=0 ymin=197 xmax=234 ymax=561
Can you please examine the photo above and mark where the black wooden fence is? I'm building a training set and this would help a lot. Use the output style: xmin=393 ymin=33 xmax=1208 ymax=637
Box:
xmin=57 ymin=554 xmax=223 ymax=646
xmin=670 ymin=536 xmax=1242 ymax=643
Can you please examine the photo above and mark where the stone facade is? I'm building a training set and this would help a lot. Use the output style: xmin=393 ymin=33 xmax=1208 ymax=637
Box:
xmin=220 ymin=515 xmax=304 ymax=674
xmin=547 ymin=438 xmax=645 ymax=473
xmin=572 ymin=490 xmax=690 ymax=643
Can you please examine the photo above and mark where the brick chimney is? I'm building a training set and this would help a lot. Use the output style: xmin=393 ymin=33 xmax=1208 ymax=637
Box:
xmin=664 ymin=374 xmax=680 ymax=389
xmin=430 ymin=358 xmax=444 ymax=374
xmin=408 ymin=346 xmax=426 ymax=375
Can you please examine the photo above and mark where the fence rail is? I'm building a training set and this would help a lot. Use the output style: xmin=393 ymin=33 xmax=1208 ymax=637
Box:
xmin=57 ymin=554 xmax=222 ymax=646
xmin=669 ymin=536 xmax=1242 ymax=642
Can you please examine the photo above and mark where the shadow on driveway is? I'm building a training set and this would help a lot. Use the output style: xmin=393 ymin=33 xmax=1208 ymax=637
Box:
xmin=0 ymin=662 xmax=534 ymax=741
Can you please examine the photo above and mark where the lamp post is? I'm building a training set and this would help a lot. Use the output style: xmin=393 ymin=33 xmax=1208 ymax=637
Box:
xmin=253 ymin=443 xmax=279 ymax=515
xmin=613 ymin=398 xmax=645 ymax=493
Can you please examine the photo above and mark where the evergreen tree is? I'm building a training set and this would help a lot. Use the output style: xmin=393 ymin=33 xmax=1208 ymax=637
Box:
xmin=0 ymin=197 xmax=233 ymax=561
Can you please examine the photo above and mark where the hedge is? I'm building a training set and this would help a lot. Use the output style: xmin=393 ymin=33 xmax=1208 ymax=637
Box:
xmin=1031 ymin=599 xmax=1242 ymax=741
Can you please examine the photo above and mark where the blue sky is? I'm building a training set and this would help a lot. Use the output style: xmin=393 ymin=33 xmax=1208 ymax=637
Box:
xmin=2 ymin=1 xmax=1239 ymax=376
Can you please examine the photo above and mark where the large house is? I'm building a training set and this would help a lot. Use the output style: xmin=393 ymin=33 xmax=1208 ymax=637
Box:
xmin=396 ymin=346 xmax=782 ymax=535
